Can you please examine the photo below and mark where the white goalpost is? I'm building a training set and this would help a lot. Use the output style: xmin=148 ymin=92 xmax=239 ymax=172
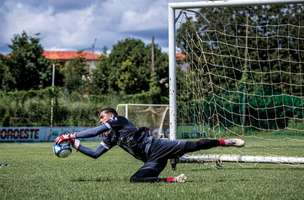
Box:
xmin=116 ymin=104 xmax=169 ymax=138
xmin=179 ymin=154 xmax=304 ymax=164
xmin=168 ymin=0 xmax=304 ymax=166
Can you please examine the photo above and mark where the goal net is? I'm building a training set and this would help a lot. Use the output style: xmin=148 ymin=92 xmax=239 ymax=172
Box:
xmin=116 ymin=104 xmax=169 ymax=138
xmin=169 ymin=0 xmax=304 ymax=166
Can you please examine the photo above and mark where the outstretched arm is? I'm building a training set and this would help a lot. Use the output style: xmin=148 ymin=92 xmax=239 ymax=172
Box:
xmin=76 ymin=124 xmax=111 ymax=138
xmin=55 ymin=124 xmax=111 ymax=144
xmin=78 ymin=143 xmax=108 ymax=159
xmin=71 ymin=140 xmax=109 ymax=159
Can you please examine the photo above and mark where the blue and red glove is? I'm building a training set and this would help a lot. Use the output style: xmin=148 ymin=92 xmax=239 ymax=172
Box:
xmin=54 ymin=132 xmax=77 ymax=144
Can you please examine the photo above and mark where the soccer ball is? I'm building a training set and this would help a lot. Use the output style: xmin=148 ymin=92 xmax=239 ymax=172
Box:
xmin=53 ymin=141 xmax=72 ymax=158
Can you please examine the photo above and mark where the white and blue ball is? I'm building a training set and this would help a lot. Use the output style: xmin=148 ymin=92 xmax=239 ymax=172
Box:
xmin=53 ymin=141 xmax=72 ymax=158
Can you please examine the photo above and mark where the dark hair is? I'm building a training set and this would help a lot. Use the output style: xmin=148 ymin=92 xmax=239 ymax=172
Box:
xmin=100 ymin=107 xmax=118 ymax=116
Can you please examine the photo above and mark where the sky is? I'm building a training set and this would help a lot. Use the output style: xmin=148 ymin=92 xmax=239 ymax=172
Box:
xmin=0 ymin=0 xmax=197 ymax=55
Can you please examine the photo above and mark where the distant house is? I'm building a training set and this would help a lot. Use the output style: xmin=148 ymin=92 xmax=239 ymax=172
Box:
xmin=43 ymin=51 xmax=187 ymax=72
xmin=176 ymin=52 xmax=186 ymax=62
xmin=175 ymin=52 xmax=190 ymax=71
xmin=43 ymin=51 xmax=102 ymax=71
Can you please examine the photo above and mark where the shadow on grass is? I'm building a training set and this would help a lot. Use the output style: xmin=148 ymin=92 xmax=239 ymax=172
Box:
xmin=71 ymin=177 xmax=114 ymax=182
xmin=71 ymin=177 xmax=195 ymax=183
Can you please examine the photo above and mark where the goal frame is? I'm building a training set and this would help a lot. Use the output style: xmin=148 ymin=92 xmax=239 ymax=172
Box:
xmin=168 ymin=0 xmax=304 ymax=140
xmin=116 ymin=104 xmax=169 ymax=138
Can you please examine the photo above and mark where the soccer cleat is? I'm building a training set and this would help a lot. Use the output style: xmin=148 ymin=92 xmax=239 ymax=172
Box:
xmin=225 ymin=138 xmax=245 ymax=147
xmin=175 ymin=174 xmax=187 ymax=183
xmin=170 ymin=158 xmax=179 ymax=171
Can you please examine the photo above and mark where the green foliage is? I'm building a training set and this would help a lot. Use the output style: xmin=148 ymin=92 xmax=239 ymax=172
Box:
xmin=64 ymin=51 xmax=90 ymax=94
xmin=3 ymin=31 xmax=54 ymax=90
xmin=0 ymin=58 xmax=15 ymax=92
xmin=117 ymin=59 xmax=138 ymax=93
xmin=87 ymin=57 xmax=108 ymax=94
xmin=0 ymin=88 xmax=168 ymax=127
xmin=93 ymin=38 xmax=169 ymax=95
xmin=0 ymin=34 xmax=170 ymax=127
xmin=148 ymin=73 xmax=162 ymax=103
xmin=1 ymin=110 xmax=10 ymax=126
xmin=176 ymin=4 xmax=304 ymax=132
xmin=177 ymin=4 xmax=304 ymax=96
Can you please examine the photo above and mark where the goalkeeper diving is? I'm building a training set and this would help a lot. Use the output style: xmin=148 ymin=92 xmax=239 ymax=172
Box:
xmin=55 ymin=107 xmax=245 ymax=183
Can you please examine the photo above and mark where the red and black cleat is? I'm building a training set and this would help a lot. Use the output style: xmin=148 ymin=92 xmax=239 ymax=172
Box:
xmin=170 ymin=158 xmax=180 ymax=171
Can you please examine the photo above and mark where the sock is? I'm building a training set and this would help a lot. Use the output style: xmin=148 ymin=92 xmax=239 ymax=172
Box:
xmin=218 ymin=140 xmax=227 ymax=146
xmin=166 ymin=177 xmax=175 ymax=183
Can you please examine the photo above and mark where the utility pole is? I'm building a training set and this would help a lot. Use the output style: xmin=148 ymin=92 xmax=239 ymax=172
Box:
xmin=151 ymin=35 xmax=155 ymax=74
xmin=51 ymin=63 xmax=55 ymax=127
xmin=91 ymin=38 xmax=97 ymax=72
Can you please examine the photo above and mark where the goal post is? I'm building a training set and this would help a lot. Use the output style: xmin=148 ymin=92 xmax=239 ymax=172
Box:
xmin=179 ymin=154 xmax=304 ymax=164
xmin=168 ymin=0 xmax=304 ymax=165
xmin=116 ymin=104 xmax=169 ymax=138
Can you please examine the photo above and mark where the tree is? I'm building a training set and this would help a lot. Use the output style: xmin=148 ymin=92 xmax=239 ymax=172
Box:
xmin=4 ymin=31 xmax=54 ymax=90
xmin=177 ymin=4 xmax=304 ymax=96
xmin=176 ymin=4 xmax=304 ymax=130
xmin=64 ymin=51 xmax=89 ymax=94
xmin=0 ymin=57 xmax=15 ymax=91
xmin=102 ymin=46 xmax=108 ymax=56
xmin=148 ymin=73 xmax=162 ymax=103
xmin=89 ymin=56 xmax=109 ymax=94
xmin=117 ymin=59 xmax=138 ymax=93
xmin=92 ymin=38 xmax=169 ymax=96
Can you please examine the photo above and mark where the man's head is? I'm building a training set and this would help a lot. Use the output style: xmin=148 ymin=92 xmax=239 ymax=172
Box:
xmin=99 ymin=108 xmax=118 ymax=125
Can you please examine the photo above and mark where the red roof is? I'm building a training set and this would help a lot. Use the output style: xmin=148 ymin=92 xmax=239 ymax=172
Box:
xmin=176 ymin=53 xmax=186 ymax=61
xmin=43 ymin=51 xmax=101 ymax=61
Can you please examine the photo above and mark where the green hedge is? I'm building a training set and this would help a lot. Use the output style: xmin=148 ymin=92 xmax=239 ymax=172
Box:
xmin=0 ymin=88 xmax=168 ymax=127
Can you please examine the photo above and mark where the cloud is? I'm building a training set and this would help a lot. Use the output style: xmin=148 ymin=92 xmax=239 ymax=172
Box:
xmin=0 ymin=0 xmax=188 ymax=54
xmin=119 ymin=1 xmax=168 ymax=31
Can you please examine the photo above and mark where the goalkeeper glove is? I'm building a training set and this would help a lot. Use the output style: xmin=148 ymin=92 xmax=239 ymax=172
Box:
xmin=67 ymin=139 xmax=81 ymax=150
xmin=55 ymin=132 xmax=77 ymax=144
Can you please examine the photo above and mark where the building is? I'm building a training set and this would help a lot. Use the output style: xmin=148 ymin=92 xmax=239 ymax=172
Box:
xmin=43 ymin=51 xmax=187 ymax=72
xmin=176 ymin=52 xmax=186 ymax=62
xmin=43 ymin=51 xmax=102 ymax=71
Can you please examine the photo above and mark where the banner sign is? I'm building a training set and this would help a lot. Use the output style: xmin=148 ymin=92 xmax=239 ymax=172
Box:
xmin=0 ymin=127 xmax=44 ymax=142
xmin=0 ymin=127 xmax=108 ymax=142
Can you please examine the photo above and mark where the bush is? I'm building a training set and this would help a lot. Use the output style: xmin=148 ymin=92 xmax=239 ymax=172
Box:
xmin=1 ymin=111 xmax=10 ymax=126
xmin=0 ymin=89 xmax=168 ymax=127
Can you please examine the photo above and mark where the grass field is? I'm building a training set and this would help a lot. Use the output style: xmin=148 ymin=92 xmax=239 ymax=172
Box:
xmin=1 ymin=140 xmax=304 ymax=200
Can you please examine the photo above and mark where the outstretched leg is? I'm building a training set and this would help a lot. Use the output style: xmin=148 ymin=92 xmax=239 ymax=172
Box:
xmin=183 ymin=138 xmax=245 ymax=154
xmin=183 ymin=139 xmax=221 ymax=153
xmin=170 ymin=138 xmax=245 ymax=170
